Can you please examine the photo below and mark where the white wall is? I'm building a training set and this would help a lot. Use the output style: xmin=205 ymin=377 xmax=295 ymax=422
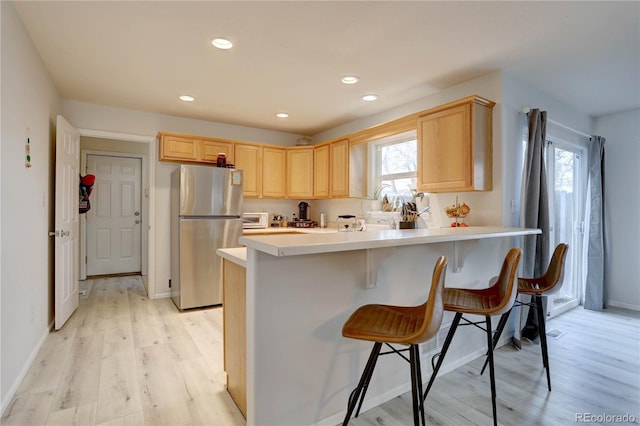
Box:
xmin=1 ymin=1 xmax=63 ymax=411
xmin=62 ymin=100 xmax=303 ymax=298
xmin=595 ymin=109 xmax=640 ymax=310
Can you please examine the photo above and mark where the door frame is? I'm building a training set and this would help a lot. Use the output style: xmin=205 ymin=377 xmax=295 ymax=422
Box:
xmin=77 ymin=129 xmax=156 ymax=298
xmin=545 ymin=135 xmax=588 ymax=317
xmin=81 ymin=151 xmax=146 ymax=279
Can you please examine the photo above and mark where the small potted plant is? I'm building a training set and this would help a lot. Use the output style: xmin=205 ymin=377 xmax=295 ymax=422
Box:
xmin=364 ymin=184 xmax=390 ymax=211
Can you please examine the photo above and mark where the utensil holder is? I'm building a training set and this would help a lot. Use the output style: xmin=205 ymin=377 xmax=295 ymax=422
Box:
xmin=399 ymin=221 xmax=417 ymax=229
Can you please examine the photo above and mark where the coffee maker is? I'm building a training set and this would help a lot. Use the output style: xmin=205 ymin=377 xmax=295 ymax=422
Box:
xmin=298 ymin=201 xmax=310 ymax=221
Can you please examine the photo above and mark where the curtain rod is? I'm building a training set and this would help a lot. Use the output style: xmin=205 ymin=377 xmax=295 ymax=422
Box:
xmin=522 ymin=107 xmax=592 ymax=139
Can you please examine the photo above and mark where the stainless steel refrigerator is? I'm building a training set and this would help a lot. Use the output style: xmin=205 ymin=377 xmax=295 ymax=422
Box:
xmin=170 ymin=165 xmax=243 ymax=310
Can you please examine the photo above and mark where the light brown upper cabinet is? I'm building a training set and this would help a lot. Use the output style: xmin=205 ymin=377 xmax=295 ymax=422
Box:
xmin=200 ymin=139 xmax=234 ymax=164
xmin=286 ymin=147 xmax=314 ymax=199
xmin=417 ymin=96 xmax=494 ymax=193
xmin=158 ymin=132 xmax=234 ymax=164
xmin=158 ymin=133 xmax=199 ymax=161
xmin=313 ymin=144 xmax=330 ymax=198
xmin=234 ymin=143 xmax=262 ymax=198
xmin=262 ymin=147 xmax=286 ymax=198
xmin=329 ymin=139 xmax=349 ymax=197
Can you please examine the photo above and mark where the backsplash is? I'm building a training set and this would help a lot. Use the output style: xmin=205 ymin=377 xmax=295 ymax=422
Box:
xmin=245 ymin=192 xmax=501 ymax=229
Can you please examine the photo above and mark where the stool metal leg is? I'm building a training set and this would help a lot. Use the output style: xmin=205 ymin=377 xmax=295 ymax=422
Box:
xmin=480 ymin=309 xmax=512 ymax=375
xmin=485 ymin=316 xmax=498 ymax=426
xmin=409 ymin=344 xmax=425 ymax=426
xmin=423 ymin=312 xmax=462 ymax=401
xmin=414 ymin=345 xmax=426 ymax=426
xmin=535 ymin=295 xmax=552 ymax=391
xmin=342 ymin=342 xmax=382 ymax=425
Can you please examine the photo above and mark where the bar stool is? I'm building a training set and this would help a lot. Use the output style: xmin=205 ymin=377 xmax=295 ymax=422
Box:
xmin=341 ymin=256 xmax=448 ymax=426
xmin=423 ymin=248 xmax=522 ymax=426
xmin=480 ymin=243 xmax=569 ymax=391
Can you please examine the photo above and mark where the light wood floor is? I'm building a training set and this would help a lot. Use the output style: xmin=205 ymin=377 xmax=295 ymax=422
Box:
xmin=2 ymin=276 xmax=639 ymax=425
xmin=2 ymin=276 xmax=245 ymax=426
xmin=350 ymin=305 xmax=640 ymax=426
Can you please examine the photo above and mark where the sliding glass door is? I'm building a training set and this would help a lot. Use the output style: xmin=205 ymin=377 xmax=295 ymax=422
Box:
xmin=546 ymin=138 xmax=587 ymax=317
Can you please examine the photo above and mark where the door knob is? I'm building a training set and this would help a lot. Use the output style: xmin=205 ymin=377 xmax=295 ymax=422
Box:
xmin=61 ymin=230 xmax=70 ymax=237
xmin=48 ymin=231 xmax=59 ymax=237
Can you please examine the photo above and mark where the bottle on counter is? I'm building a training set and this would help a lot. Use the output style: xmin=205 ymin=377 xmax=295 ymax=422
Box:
xmin=320 ymin=212 xmax=327 ymax=228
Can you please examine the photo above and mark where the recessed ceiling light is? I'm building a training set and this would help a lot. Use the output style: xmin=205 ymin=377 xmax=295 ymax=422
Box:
xmin=211 ymin=38 xmax=233 ymax=50
xmin=179 ymin=95 xmax=195 ymax=102
xmin=341 ymin=76 xmax=359 ymax=85
xmin=276 ymin=112 xmax=289 ymax=118
xmin=362 ymin=94 xmax=378 ymax=102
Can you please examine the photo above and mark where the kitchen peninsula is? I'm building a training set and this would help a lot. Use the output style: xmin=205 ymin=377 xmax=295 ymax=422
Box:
xmin=218 ymin=226 xmax=540 ymax=426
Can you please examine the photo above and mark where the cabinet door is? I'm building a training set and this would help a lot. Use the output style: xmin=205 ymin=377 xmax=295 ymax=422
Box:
xmin=287 ymin=148 xmax=314 ymax=198
xmin=235 ymin=144 xmax=262 ymax=197
xmin=262 ymin=147 xmax=286 ymax=198
xmin=313 ymin=145 xmax=330 ymax=198
xmin=418 ymin=103 xmax=472 ymax=192
xmin=223 ymin=259 xmax=247 ymax=417
xmin=200 ymin=139 xmax=234 ymax=164
xmin=329 ymin=139 xmax=349 ymax=197
xmin=159 ymin=134 xmax=198 ymax=161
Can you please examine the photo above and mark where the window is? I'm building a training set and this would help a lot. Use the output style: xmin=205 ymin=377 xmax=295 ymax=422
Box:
xmin=369 ymin=131 xmax=417 ymax=204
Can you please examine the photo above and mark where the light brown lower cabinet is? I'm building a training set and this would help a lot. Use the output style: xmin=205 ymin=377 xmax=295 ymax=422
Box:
xmin=223 ymin=259 xmax=247 ymax=417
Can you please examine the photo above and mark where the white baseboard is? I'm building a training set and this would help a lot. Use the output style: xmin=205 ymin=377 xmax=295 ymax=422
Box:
xmin=607 ymin=300 xmax=640 ymax=311
xmin=151 ymin=291 xmax=171 ymax=300
xmin=1 ymin=321 xmax=53 ymax=416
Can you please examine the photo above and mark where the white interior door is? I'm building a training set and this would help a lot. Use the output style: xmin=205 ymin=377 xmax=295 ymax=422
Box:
xmin=86 ymin=155 xmax=142 ymax=276
xmin=54 ymin=115 xmax=80 ymax=330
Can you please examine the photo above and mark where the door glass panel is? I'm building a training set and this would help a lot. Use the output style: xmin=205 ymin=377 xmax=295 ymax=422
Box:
xmin=548 ymin=143 xmax=584 ymax=316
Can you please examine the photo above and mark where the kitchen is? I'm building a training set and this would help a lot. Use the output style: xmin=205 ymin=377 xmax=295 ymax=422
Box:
xmin=2 ymin=1 xmax=639 ymax=425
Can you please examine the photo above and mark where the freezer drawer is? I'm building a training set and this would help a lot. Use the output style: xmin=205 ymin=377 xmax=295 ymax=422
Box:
xmin=172 ymin=218 xmax=242 ymax=309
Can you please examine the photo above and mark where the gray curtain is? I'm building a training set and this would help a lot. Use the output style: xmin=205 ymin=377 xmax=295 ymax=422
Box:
xmin=520 ymin=109 xmax=551 ymax=341
xmin=584 ymin=136 xmax=607 ymax=311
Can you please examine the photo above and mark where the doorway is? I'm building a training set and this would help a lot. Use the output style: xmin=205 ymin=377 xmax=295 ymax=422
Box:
xmin=80 ymin=144 xmax=150 ymax=282
xmin=546 ymin=138 xmax=588 ymax=317
xmin=85 ymin=154 xmax=142 ymax=276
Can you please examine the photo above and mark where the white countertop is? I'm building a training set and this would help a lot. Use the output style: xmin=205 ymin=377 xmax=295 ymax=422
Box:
xmin=239 ymin=226 xmax=541 ymax=257
xmin=217 ymin=247 xmax=247 ymax=267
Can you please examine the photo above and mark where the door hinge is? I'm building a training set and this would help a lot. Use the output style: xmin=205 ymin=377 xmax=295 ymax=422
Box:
xmin=85 ymin=256 xmax=88 ymax=264
xmin=168 ymin=279 xmax=172 ymax=288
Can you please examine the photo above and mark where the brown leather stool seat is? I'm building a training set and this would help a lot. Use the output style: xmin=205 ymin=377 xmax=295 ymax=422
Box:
xmin=423 ymin=248 xmax=522 ymax=426
xmin=341 ymin=256 xmax=448 ymax=426
xmin=480 ymin=243 xmax=569 ymax=391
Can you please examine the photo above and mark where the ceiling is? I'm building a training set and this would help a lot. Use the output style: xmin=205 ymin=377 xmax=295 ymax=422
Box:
xmin=14 ymin=1 xmax=640 ymax=136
